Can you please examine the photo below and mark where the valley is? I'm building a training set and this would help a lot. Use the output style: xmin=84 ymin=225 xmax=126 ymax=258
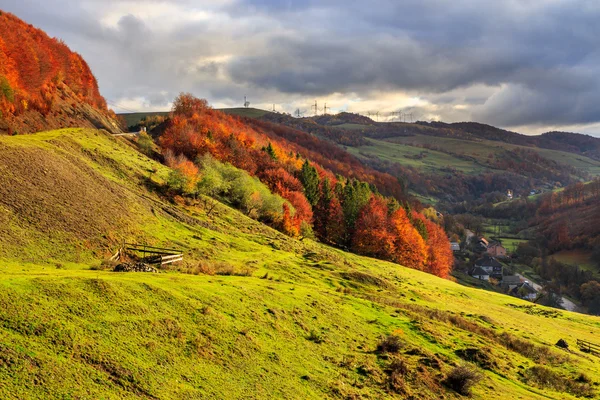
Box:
xmin=2 ymin=7 xmax=600 ymax=400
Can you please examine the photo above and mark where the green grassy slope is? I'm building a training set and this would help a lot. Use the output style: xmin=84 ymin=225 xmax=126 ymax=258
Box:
xmin=385 ymin=135 xmax=600 ymax=176
xmin=219 ymin=107 xmax=272 ymax=119
xmin=346 ymin=137 xmax=489 ymax=175
xmin=119 ymin=112 xmax=170 ymax=128
xmin=1 ymin=129 xmax=600 ymax=399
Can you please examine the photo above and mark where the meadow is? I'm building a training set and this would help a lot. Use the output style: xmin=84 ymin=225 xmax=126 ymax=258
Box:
xmin=0 ymin=129 xmax=599 ymax=399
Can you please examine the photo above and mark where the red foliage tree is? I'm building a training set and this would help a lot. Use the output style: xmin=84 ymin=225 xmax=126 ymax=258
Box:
xmin=389 ymin=208 xmax=427 ymax=270
xmin=351 ymin=195 xmax=394 ymax=259
xmin=0 ymin=12 xmax=107 ymax=118
xmin=422 ymin=218 xmax=453 ymax=278
xmin=324 ymin=196 xmax=346 ymax=245
xmin=284 ymin=190 xmax=313 ymax=230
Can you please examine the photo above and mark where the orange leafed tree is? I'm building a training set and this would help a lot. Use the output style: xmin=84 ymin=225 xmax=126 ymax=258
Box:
xmin=389 ymin=208 xmax=428 ymax=270
xmin=351 ymin=195 xmax=395 ymax=259
xmin=422 ymin=218 xmax=453 ymax=278
xmin=0 ymin=12 xmax=107 ymax=118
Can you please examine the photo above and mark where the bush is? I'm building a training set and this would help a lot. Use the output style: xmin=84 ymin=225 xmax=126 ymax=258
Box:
xmin=377 ymin=334 xmax=404 ymax=354
xmin=387 ymin=358 xmax=409 ymax=394
xmin=306 ymin=330 xmax=324 ymax=344
xmin=180 ymin=261 xmax=253 ymax=277
xmin=443 ymin=365 xmax=481 ymax=396
xmin=196 ymin=155 xmax=289 ymax=223
xmin=525 ymin=366 xmax=595 ymax=398
xmin=136 ymin=132 xmax=154 ymax=155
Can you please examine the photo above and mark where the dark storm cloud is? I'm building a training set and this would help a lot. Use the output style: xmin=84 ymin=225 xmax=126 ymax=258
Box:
xmin=1 ymin=0 xmax=600 ymax=132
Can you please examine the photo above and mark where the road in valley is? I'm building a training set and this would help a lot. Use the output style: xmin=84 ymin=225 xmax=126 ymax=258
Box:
xmin=515 ymin=273 xmax=577 ymax=312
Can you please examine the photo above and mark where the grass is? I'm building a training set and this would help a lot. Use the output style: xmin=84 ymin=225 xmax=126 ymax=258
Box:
xmin=386 ymin=135 xmax=600 ymax=176
xmin=552 ymin=250 xmax=597 ymax=273
xmin=118 ymin=112 xmax=170 ymax=128
xmin=346 ymin=137 xmax=487 ymax=175
xmin=219 ymin=107 xmax=271 ymax=119
xmin=1 ymin=129 xmax=600 ymax=398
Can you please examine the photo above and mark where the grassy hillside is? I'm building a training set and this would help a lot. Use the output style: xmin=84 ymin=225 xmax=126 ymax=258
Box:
xmin=119 ymin=112 xmax=170 ymax=129
xmin=220 ymin=107 xmax=272 ymax=119
xmin=1 ymin=129 xmax=600 ymax=399
xmin=385 ymin=135 xmax=600 ymax=176
xmin=346 ymin=137 xmax=490 ymax=175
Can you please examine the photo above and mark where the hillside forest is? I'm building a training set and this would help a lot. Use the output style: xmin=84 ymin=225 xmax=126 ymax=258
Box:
xmin=158 ymin=94 xmax=453 ymax=278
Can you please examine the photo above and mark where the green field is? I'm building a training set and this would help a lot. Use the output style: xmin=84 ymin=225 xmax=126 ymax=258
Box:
xmin=220 ymin=107 xmax=271 ymax=119
xmin=118 ymin=112 xmax=170 ymax=128
xmin=386 ymin=135 xmax=600 ymax=176
xmin=1 ymin=129 xmax=600 ymax=398
xmin=552 ymin=250 xmax=597 ymax=273
xmin=346 ymin=137 xmax=488 ymax=175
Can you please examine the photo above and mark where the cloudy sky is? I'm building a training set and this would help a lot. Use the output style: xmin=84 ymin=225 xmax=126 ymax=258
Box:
xmin=2 ymin=0 xmax=600 ymax=135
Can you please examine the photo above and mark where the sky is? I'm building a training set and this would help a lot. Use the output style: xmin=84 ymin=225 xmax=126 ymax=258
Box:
xmin=2 ymin=0 xmax=600 ymax=136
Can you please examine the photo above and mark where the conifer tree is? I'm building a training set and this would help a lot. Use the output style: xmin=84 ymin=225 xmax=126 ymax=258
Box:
xmin=299 ymin=160 xmax=320 ymax=206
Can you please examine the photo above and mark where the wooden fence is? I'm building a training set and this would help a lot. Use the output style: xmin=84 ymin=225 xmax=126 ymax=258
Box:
xmin=111 ymin=243 xmax=183 ymax=266
xmin=577 ymin=339 xmax=600 ymax=356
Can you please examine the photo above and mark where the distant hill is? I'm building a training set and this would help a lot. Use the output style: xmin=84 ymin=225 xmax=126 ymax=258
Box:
xmin=0 ymin=11 xmax=121 ymax=134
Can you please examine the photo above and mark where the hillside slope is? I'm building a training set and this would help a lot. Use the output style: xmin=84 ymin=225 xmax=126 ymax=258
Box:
xmin=0 ymin=11 xmax=121 ymax=134
xmin=0 ymin=129 xmax=600 ymax=399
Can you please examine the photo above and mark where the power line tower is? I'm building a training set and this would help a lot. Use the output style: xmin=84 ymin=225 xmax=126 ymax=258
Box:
xmin=392 ymin=111 xmax=402 ymax=121
xmin=312 ymin=100 xmax=318 ymax=116
xmin=244 ymin=96 xmax=250 ymax=108
xmin=375 ymin=111 xmax=380 ymax=122
xmin=295 ymin=108 xmax=306 ymax=118
xmin=272 ymin=104 xmax=276 ymax=112
xmin=323 ymin=103 xmax=330 ymax=115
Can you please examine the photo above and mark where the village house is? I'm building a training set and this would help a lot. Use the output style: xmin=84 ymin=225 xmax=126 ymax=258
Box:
xmin=510 ymin=281 xmax=538 ymax=301
xmin=469 ymin=266 xmax=490 ymax=281
xmin=487 ymin=242 xmax=507 ymax=258
xmin=450 ymin=242 xmax=461 ymax=252
xmin=501 ymin=275 xmax=522 ymax=290
xmin=473 ymin=255 xmax=503 ymax=280
xmin=477 ymin=237 xmax=489 ymax=251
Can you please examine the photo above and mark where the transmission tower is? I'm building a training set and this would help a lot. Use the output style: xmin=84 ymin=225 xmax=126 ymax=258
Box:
xmin=323 ymin=103 xmax=330 ymax=115
xmin=312 ymin=100 xmax=318 ymax=116
xmin=295 ymin=108 xmax=307 ymax=118
xmin=244 ymin=96 xmax=250 ymax=108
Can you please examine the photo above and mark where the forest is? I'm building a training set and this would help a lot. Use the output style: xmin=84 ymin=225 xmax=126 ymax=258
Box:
xmin=158 ymin=94 xmax=453 ymax=277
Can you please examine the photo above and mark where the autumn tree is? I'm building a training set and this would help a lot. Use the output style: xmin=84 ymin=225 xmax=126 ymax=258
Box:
xmin=389 ymin=208 xmax=427 ymax=270
xmin=581 ymin=281 xmax=600 ymax=315
xmin=422 ymin=218 xmax=453 ymax=278
xmin=351 ymin=195 xmax=394 ymax=259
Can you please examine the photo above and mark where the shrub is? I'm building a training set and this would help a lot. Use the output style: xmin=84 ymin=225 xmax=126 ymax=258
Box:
xmin=525 ymin=366 xmax=595 ymax=398
xmin=306 ymin=330 xmax=324 ymax=344
xmin=377 ymin=334 xmax=404 ymax=354
xmin=387 ymin=358 xmax=409 ymax=394
xmin=136 ymin=132 xmax=154 ymax=155
xmin=443 ymin=365 xmax=481 ymax=396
